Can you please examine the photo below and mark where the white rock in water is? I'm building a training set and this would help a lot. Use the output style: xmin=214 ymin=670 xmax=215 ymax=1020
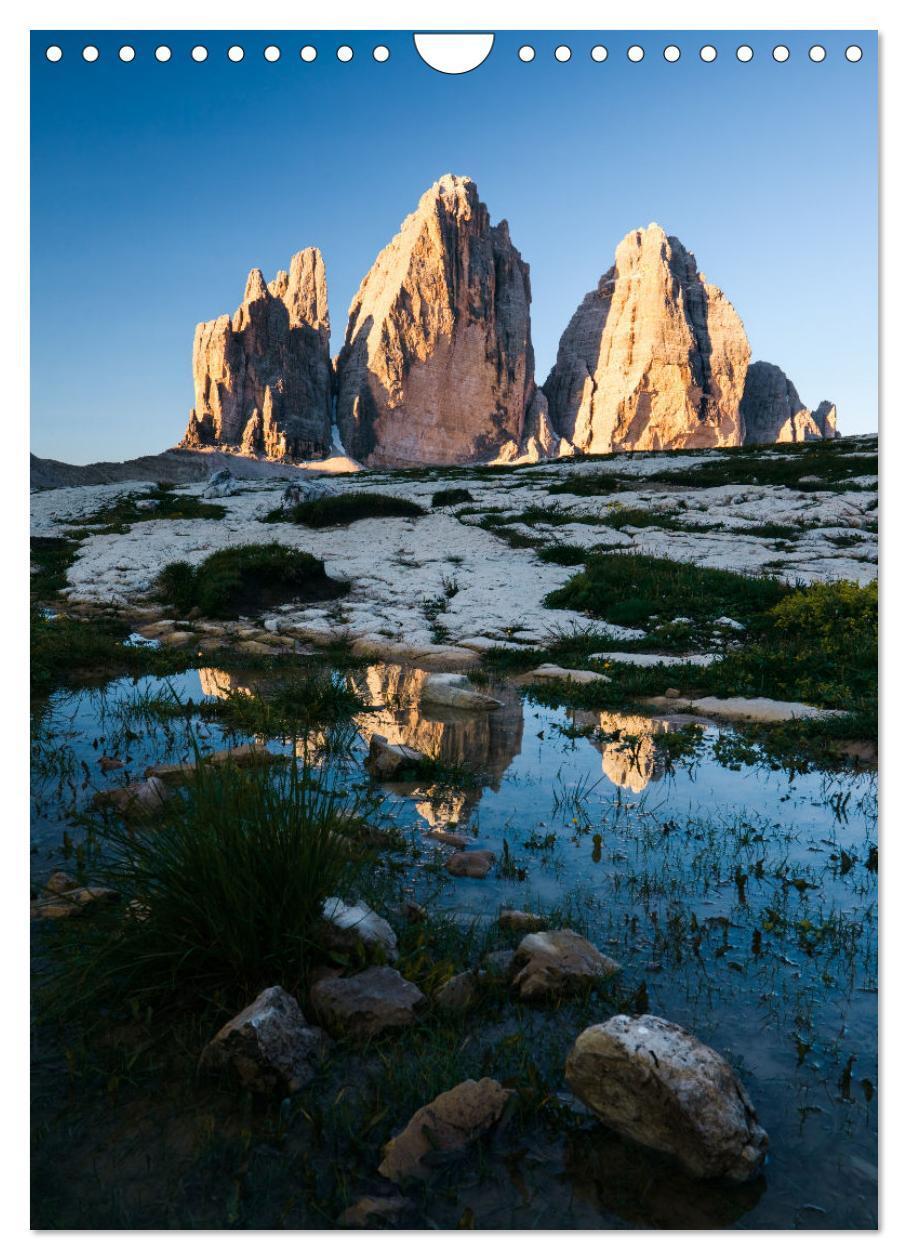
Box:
xmin=681 ymin=696 xmax=845 ymax=722
xmin=565 ymin=1014 xmax=768 ymax=1182
xmin=322 ymin=897 xmax=399 ymax=961
xmin=421 ymin=672 xmax=502 ymax=710
xmin=530 ymin=664 xmax=606 ymax=686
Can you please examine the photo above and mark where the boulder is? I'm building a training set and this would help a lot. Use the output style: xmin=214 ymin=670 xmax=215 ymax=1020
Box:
xmin=421 ymin=673 xmax=502 ymax=710
xmin=543 ymin=224 xmax=750 ymax=453
xmin=499 ymin=908 xmax=547 ymax=933
xmin=510 ymin=929 xmax=620 ymax=1000
xmin=378 ymin=1078 xmax=513 ymax=1182
xmin=446 ymin=850 xmax=495 ymax=879
xmin=310 ymin=966 xmax=426 ymax=1038
xmin=181 ymin=248 xmax=333 ymax=460
xmin=364 ymin=733 xmax=425 ymax=780
xmin=320 ymin=897 xmax=398 ymax=962
xmin=200 ymin=469 xmax=239 ymax=499
xmin=564 ymin=1014 xmax=769 ymax=1182
xmin=200 ymin=985 xmax=329 ymax=1094
xmin=335 ymin=174 xmax=556 ymax=468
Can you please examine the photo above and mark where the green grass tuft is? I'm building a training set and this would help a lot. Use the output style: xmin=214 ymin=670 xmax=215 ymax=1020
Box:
xmin=157 ymin=543 xmax=348 ymax=618
xmin=278 ymin=492 xmax=426 ymax=528
xmin=431 ymin=487 xmax=474 ymax=508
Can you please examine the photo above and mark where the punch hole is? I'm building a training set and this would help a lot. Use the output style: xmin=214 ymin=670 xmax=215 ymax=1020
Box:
xmin=845 ymin=45 xmax=863 ymax=62
xmin=119 ymin=46 xmax=136 ymax=62
xmin=736 ymin=45 xmax=754 ymax=62
xmin=663 ymin=46 xmax=681 ymax=63
xmin=518 ymin=45 xmax=535 ymax=62
xmin=413 ymin=34 xmax=494 ymax=74
xmin=228 ymin=46 xmax=245 ymax=63
xmin=337 ymin=46 xmax=354 ymax=63
xmin=373 ymin=46 xmax=390 ymax=63
xmin=554 ymin=45 xmax=572 ymax=63
xmin=773 ymin=46 xmax=790 ymax=63
xmin=191 ymin=46 xmax=208 ymax=63
xmin=82 ymin=45 xmax=99 ymax=62
xmin=155 ymin=46 xmax=172 ymax=63
xmin=700 ymin=45 xmax=717 ymax=63
xmin=590 ymin=46 xmax=608 ymax=63
xmin=264 ymin=46 xmax=280 ymax=62
xmin=627 ymin=45 xmax=644 ymax=63
xmin=300 ymin=46 xmax=317 ymax=63
xmin=45 ymin=45 xmax=62 ymax=62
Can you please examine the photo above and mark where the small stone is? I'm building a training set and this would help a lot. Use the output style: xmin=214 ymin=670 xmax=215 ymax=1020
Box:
xmin=97 ymin=755 xmax=124 ymax=772
xmin=446 ymin=850 xmax=495 ymax=879
xmin=158 ymin=630 xmax=196 ymax=648
xmin=31 ymin=883 xmax=119 ymax=920
xmin=565 ymin=1014 xmax=768 ymax=1182
xmin=236 ymin=639 xmax=284 ymax=656
xmin=310 ymin=966 xmax=426 ymax=1038
xmin=338 ymin=1195 xmax=412 ymax=1228
xmin=45 ymin=871 xmax=80 ymax=896
xmin=510 ymin=929 xmax=621 ymax=1000
xmin=529 ymin=664 xmax=605 ymax=686
xmin=426 ymin=829 xmax=470 ymax=849
xmin=664 ymin=687 xmax=681 ymax=700
xmin=378 ymin=1078 xmax=513 ymax=1183
xmin=199 ymin=986 xmax=329 ymax=1095
xmin=481 ymin=949 xmax=516 ymax=979
xmin=499 ymin=908 xmax=547 ymax=933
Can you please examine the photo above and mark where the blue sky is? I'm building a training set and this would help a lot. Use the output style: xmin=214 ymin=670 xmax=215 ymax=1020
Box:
xmin=31 ymin=30 xmax=877 ymax=463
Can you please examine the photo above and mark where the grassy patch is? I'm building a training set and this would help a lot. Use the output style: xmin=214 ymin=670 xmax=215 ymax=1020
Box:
xmin=30 ymin=609 xmax=194 ymax=696
xmin=41 ymin=757 xmax=370 ymax=1017
xmin=70 ymin=489 xmax=226 ymax=532
xmin=545 ymin=552 xmax=784 ymax=626
xmin=157 ymin=544 xmax=349 ymax=618
xmin=210 ymin=670 xmax=364 ymax=742
xmin=274 ymin=492 xmax=425 ymax=528
xmin=431 ymin=487 xmax=474 ymax=508
xmin=645 ymin=447 xmax=876 ymax=490
xmin=30 ymin=536 xmax=79 ymax=602
xmin=537 ymin=543 xmax=588 ymax=566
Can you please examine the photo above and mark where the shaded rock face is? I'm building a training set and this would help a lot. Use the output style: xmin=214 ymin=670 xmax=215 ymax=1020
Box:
xmin=741 ymin=361 xmax=839 ymax=445
xmin=544 ymin=225 xmax=751 ymax=453
xmin=565 ymin=1014 xmax=769 ymax=1182
xmin=181 ymin=248 xmax=332 ymax=461
xmin=335 ymin=175 xmax=558 ymax=468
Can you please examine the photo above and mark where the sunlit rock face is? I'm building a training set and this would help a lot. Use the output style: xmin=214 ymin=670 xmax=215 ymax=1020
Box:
xmin=741 ymin=361 xmax=839 ymax=445
xmin=198 ymin=668 xmax=254 ymax=700
xmin=544 ymin=225 xmax=751 ymax=454
xmin=335 ymin=175 xmax=562 ymax=468
xmin=181 ymin=248 xmax=332 ymax=461
xmin=352 ymin=662 xmax=524 ymax=827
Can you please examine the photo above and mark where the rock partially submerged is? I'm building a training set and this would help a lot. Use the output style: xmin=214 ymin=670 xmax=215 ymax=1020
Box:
xmin=446 ymin=850 xmax=495 ymax=879
xmin=528 ymin=664 xmax=605 ymax=686
xmin=510 ymin=929 xmax=620 ymax=1000
xmin=378 ymin=1078 xmax=513 ymax=1182
xmin=499 ymin=908 xmax=547 ymax=933
xmin=364 ymin=733 xmax=425 ymax=781
xmin=420 ymin=673 xmax=502 ymax=710
xmin=666 ymin=696 xmax=846 ymax=723
xmin=310 ymin=966 xmax=426 ymax=1037
xmin=31 ymin=872 xmax=119 ymax=920
xmin=320 ymin=897 xmax=398 ymax=962
xmin=92 ymin=775 xmax=171 ymax=816
xmin=199 ymin=986 xmax=329 ymax=1094
xmin=565 ymin=1014 xmax=768 ymax=1182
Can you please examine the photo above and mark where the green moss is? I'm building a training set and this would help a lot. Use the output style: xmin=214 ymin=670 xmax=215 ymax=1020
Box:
xmin=71 ymin=489 xmax=226 ymax=531
xmin=277 ymin=492 xmax=425 ymax=528
xmin=537 ymin=543 xmax=588 ymax=565
xmin=549 ymin=472 xmax=622 ymax=496
xmin=645 ymin=446 xmax=876 ymax=490
xmin=157 ymin=543 xmax=349 ymax=618
xmin=30 ymin=536 xmax=79 ymax=602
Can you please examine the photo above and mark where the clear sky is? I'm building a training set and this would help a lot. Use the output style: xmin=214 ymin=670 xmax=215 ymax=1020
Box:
xmin=30 ymin=29 xmax=877 ymax=463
